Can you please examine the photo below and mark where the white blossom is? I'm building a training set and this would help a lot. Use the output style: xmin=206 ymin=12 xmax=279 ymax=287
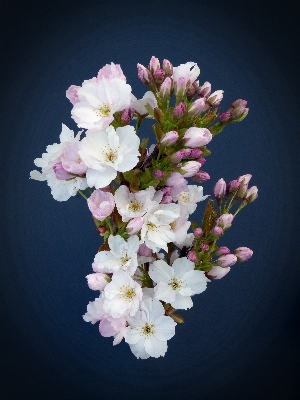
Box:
xmin=175 ymin=185 xmax=209 ymax=214
xmin=78 ymin=125 xmax=140 ymax=188
xmin=124 ymin=298 xmax=176 ymax=359
xmin=149 ymin=257 xmax=208 ymax=310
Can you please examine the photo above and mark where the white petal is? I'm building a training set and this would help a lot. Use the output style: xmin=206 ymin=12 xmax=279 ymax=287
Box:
xmin=184 ymin=270 xmax=208 ymax=294
xmin=129 ymin=339 xmax=150 ymax=359
xmin=171 ymin=294 xmax=193 ymax=310
xmin=149 ymin=260 xmax=173 ymax=284
xmin=172 ymin=257 xmax=195 ymax=277
xmin=154 ymin=315 xmax=176 ymax=341
xmin=140 ymin=298 xmax=165 ymax=322
xmin=144 ymin=337 xmax=168 ymax=358
xmin=124 ymin=327 xmax=141 ymax=344
xmin=86 ymin=167 xmax=117 ymax=189
xmin=154 ymin=283 xmax=176 ymax=303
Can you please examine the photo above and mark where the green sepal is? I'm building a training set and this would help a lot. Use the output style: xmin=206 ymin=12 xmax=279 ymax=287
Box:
xmin=199 ymin=146 xmax=211 ymax=156
xmin=144 ymin=103 xmax=155 ymax=118
xmin=191 ymin=221 xmax=199 ymax=231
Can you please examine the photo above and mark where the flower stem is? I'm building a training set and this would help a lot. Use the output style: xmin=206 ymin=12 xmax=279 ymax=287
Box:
xmin=78 ymin=190 xmax=88 ymax=200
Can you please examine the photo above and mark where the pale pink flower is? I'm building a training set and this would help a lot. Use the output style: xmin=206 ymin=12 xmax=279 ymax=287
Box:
xmin=61 ymin=140 xmax=88 ymax=175
xmin=131 ymin=91 xmax=157 ymax=116
xmin=87 ymin=189 xmax=115 ymax=221
xmin=176 ymin=185 xmax=209 ymax=215
xmin=99 ymin=315 xmax=127 ymax=345
xmin=126 ymin=217 xmax=144 ymax=235
xmin=97 ymin=62 xmax=126 ymax=81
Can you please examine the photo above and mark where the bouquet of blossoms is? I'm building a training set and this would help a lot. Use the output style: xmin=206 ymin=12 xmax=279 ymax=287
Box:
xmin=30 ymin=56 xmax=258 ymax=359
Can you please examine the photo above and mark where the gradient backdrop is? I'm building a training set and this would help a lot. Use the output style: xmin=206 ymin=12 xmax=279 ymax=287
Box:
xmin=1 ymin=0 xmax=300 ymax=399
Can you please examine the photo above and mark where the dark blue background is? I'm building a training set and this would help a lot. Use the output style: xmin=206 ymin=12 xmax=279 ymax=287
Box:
xmin=1 ymin=0 xmax=300 ymax=399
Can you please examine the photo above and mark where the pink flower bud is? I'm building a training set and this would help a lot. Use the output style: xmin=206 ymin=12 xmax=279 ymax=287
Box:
xmin=162 ymin=59 xmax=173 ymax=76
xmin=207 ymin=90 xmax=224 ymax=106
xmin=160 ymin=77 xmax=172 ymax=98
xmin=213 ymin=178 xmax=226 ymax=200
xmin=237 ymin=183 xmax=248 ymax=198
xmin=173 ymin=101 xmax=186 ymax=119
xmin=161 ymin=186 xmax=172 ymax=196
xmin=234 ymin=247 xmax=253 ymax=262
xmin=170 ymin=148 xmax=192 ymax=163
xmin=137 ymin=63 xmax=151 ymax=84
xmin=206 ymin=265 xmax=230 ymax=280
xmin=161 ymin=130 xmax=179 ymax=145
xmin=201 ymin=243 xmax=209 ymax=251
xmin=175 ymin=77 xmax=186 ymax=95
xmin=215 ymin=246 xmax=230 ymax=256
xmin=219 ymin=112 xmax=231 ymax=124
xmin=189 ymin=149 xmax=203 ymax=159
xmin=87 ymin=189 xmax=115 ymax=221
xmin=186 ymin=85 xmax=196 ymax=100
xmin=245 ymin=186 xmax=258 ymax=203
xmin=226 ymin=180 xmax=240 ymax=196
xmin=86 ymin=273 xmax=110 ymax=291
xmin=198 ymin=81 xmax=211 ymax=98
xmin=216 ymin=213 xmax=233 ymax=229
xmin=138 ymin=243 xmax=153 ymax=257
xmin=181 ymin=161 xmax=201 ymax=177
xmin=148 ymin=56 xmax=160 ymax=72
xmin=215 ymin=254 xmax=237 ymax=267
xmin=183 ymin=127 xmax=212 ymax=147
xmin=197 ymin=156 xmax=206 ymax=164
xmin=237 ymin=174 xmax=252 ymax=184
xmin=126 ymin=217 xmax=144 ymax=235
xmin=188 ymin=250 xmax=197 ymax=262
xmin=121 ymin=107 xmax=135 ymax=124
xmin=166 ymin=172 xmax=188 ymax=187
xmin=53 ymin=162 xmax=74 ymax=180
xmin=160 ymin=195 xmax=172 ymax=204
xmin=188 ymin=98 xmax=206 ymax=116
xmin=191 ymin=170 xmax=210 ymax=183
xmin=213 ymin=226 xmax=223 ymax=236
xmin=153 ymin=170 xmax=164 ymax=178
xmin=154 ymin=69 xmax=165 ymax=84
xmin=194 ymin=227 xmax=203 ymax=236
xmin=66 ymin=85 xmax=80 ymax=105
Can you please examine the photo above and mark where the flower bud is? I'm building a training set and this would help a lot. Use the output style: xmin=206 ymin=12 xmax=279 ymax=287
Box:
xmin=181 ymin=161 xmax=201 ymax=177
xmin=215 ymin=254 xmax=237 ymax=267
xmin=161 ymin=130 xmax=179 ymax=145
xmin=87 ymin=189 xmax=115 ymax=221
xmin=207 ymin=90 xmax=224 ymax=107
xmin=197 ymin=156 xmax=206 ymax=164
xmin=234 ymin=247 xmax=253 ymax=262
xmin=213 ymin=178 xmax=226 ymax=201
xmin=213 ymin=226 xmax=223 ymax=236
xmin=154 ymin=69 xmax=165 ymax=85
xmin=183 ymin=127 xmax=212 ymax=147
xmin=138 ymin=243 xmax=153 ymax=257
xmin=188 ymin=250 xmax=197 ymax=262
xmin=96 ymin=225 xmax=108 ymax=235
xmin=121 ymin=107 xmax=135 ymax=124
xmin=226 ymin=179 xmax=240 ymax=196
xmin=166 ymin=172 xmax=188 ymax=187
xmin=237 ymin=174 xmax=252 ymax=184
xmin=137 ymin=63 xmax=151 ymax=84
xmin=236 ymin=183 xmax=248 ymax=198
xmin=86 ymin=273 xmax=110 ymax=291
xmin=219 ymin=112 xmax=231 ymax=124
xmin=206 ymin=265 xmax=230 ymax=280
xmin=194 ymin=227 xmax=203 ymax=237
xmin=173 ymin=101 xmax=186 ymax=119
xmin=198 ymin=81 xmax=211 ymax=98
xmin=188 ymin=98 xmax=206 ymax=117
xmin=160 ymin=195 xmax=172 ymax=204
xmin=189 ymin=148 xmax=203 ymax=159
xmin=126 ymin=217 xmax=144 ymax=235
xmin=175 ymin=77 xmax=186 ymax=96
xmin=170 ymin=149 xmax=191 ymax=163
xmin=201 ymin=243 xmax=209 ymax=251
xmin=215 ymin=246 xmax=230 ymax=256
xmin=148 ymin=56 xmax=160 ymax=73
xmin=53 ymin=162 xmax=74 ymax=180
xmin=160 ymin=77 xmax=172 ymax=99
xmin=153 ymin=170 xmax=164 ymax=178
xmin=186 ymin=85 xmax=196 ymax=100
xmin=162 ymin=59 xmax=173 ymax=77
xmin=191 ymin=171 xmax=210 ymax=182
xmin=245 ymin=186 xmax=258 ymax=203
xmin=216 ymin=213 xmax=233 ymax=229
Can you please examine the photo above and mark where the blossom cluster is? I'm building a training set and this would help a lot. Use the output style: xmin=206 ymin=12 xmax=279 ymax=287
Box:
xmin=30 ymin=57 xmax=258 ymax=359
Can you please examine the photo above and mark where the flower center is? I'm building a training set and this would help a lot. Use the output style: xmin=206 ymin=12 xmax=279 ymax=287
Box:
xmin=168 ymin=278 xmax=182 ymax=291
xmin=141 ymin=322 xmax=155 ymax=338
xmin=105 ymin=149 xmax=118 ymax=162
xmin=121 ymin=254 xmax=130 ymax=266
xmin=146 ymin=222 xmax=157 ymax=231
xmin=179 ymin=192 xmax=190 ymax=203
xmin=120 ymin=285 xmax=136 ymax=301
xmin=93 ymin=103 xmax=112 ymax=117
xmin=128 ymin=200 xmax=143 ymax=212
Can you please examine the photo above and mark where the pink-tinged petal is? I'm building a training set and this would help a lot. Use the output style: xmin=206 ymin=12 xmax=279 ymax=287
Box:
xmin=86 ymin=273 xmax=109 ymax=290
xmin=154 ymin=316 xmax=176 ymax=341
xmin=113 ymin=331 xmax=124 ymax=346
xmin=99 ymin=319 xmax=115 ymax=337
xmin=66 ymin=85 xmax=80 ymax=105
xmin=206 ymin=265 xmax=230 ymax=279
xmin=129 ymin=339 xmax=150 ymax=359
xmin=172 ymin=257 xmax=195 ymax=277
xmin=171 ymin=294 xmax=193 ymax=310
xmin=144 ymin=337 xmax=168 ymax=358
xmin=154 ymin=282 xmax=176 ymax=303
xmin=77 ymin=81 xmax=101 ymax=108
xmin=149 ymin=260 xmax=174 ymax=284
xmin=184 ymin=270 xmax=208 ymax=294
xmin=86 ymin=167 xmax=117 ymax=189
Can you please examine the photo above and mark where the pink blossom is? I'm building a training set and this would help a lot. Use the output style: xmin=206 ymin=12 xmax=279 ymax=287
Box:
xmin=166 ymin=172 xmax=188 ymax=189
xmin=66 ymin=85 xmax=80 ymax=105
xmin=138 ymin=243 xmax=153 ymax=257
xmin=126 ymin=217 xmax=144 ymax=235
xmin=183 ymin=127 xmax=212 ymax=147
xmin=99 ymin=315 xmax=127 ymax=345
xmin=194 ymin=227 xmax=203 ymax=237
xmin=61 ymin=141 xmax=88 ymax=175
xmin=87 ymin=189 xmax=115 ymax=221
xmin=206 ymin=265 xmax=230 ymax=280
xmin=234 ymin=247 xmax=253 ymax=262
xmin=53 ymin=162 xmax=74 ymax=180
xmin=97 ymin=62 xmax=126 ymax=81
xmin=86 ymin=273 xmax=110 ymax=290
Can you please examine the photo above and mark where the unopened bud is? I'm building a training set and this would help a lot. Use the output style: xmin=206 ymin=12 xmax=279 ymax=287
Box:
xmin=213 ymin=226 xmax=223 ymax=237
xmin=207 ymin=90 xmax=224 ymax=107
xmin=219 ymin=112 xmax=231 ymax=124
xmin=173 ymin=102 xmax=186 ymax=119
xmin=188 ymin=98 xmax=206 ymax=117
xmin=234 ymin=247 xmax=253 ymax=262
xmin=189 ymin=148 xmax=203 ymax=159
xmin=198 ymin=81 xmax=211 ymax=98
xmin=161 ymin=130 xmax=179 ymax=145
xmin=238 ymin=174 xmax=252 ymax=184
xmin=137 ymin=63 xmax=151 ymax=84
xmin=194 ymin=228 xmax=203 ymax=237
xmin=154 ymin=68 xmax=165 ymax=85
xmin=148 ymin=56 xmax=160 ymax=73
xmin=186 ymin=85 xmax=196 ymax=100
xmin=201 ymin=243 xmax=209 ymax=251
xmin=206 ymin=265 xmax=230 ymax=280
xmin=191 ymin=170 xmax=210 ymax=183
xmin=181 ymin=161 xmax=201 ymax=177
xmin=160 ymin=77 xmax=172 ymax=99
xmin=226 ymin=180 xmax=240 ymax=197
xmin=121 ymin=107 xmax=135 ymax=124
xmin=215 ymin=246 xmax=230 ymax=256
xmin=215 ymin=254 xmax=237 ymax=267
xmin=126 ymin=217 xmax=144 ymax=235
xmin=236 ymin=183 xmax=248 ymax=198
xmin=154 ymin=107 xmax=164 ymax=124
xmin=162 ymin=59 xmax=173 ymax=77
xmin=216 ymin=214 xmax=233 ymax=229
xmin=245 ymin=186 xmax=258 ymax=203
xmin=153 ymin=170 xmax=164 ymax=179
xmin=188 ymin=250 xmax=197 ymax=262
xmin=213 ymin=178 xmax=226 ymax=202
xmin=175 ymin=77 xmax=186 ymax=96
